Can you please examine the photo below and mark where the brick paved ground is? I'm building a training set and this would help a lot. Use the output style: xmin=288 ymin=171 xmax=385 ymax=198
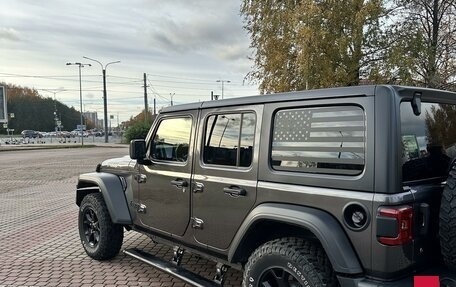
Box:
xmin=0 ymin=148 xmax=242 ymax=287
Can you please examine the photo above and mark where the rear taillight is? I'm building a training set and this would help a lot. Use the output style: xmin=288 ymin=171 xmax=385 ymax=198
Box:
xmin=377 ymin=205 xmax=414 ymax=246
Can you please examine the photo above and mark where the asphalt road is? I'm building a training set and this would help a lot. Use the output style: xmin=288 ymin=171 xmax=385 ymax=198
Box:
xmin=0 ymin=147 xmax=242 ymax=287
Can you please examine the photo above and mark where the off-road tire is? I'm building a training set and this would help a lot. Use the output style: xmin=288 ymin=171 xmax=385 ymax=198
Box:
xmin=440 ymin=164 xmax=456 ymax=270
xmin=243 ymin=238 xmax=338 ymax=287
xmin=78 ymin=193 xmax=124 ymax=260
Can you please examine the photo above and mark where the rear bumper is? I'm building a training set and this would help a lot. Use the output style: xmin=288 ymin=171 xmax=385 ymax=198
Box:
xmin=338 ymin=266 xmax=456 ymax=287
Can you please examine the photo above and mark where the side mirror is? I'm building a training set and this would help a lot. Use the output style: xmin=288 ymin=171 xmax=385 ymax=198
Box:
xmin=130 ymin=139 xmax=151 ymax=165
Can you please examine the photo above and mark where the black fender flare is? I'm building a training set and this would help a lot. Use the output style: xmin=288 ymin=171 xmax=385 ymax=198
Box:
xmin=77 ymin=172 xmax=132 ymax=225
xmin=228 ymin=203 xmax=363 ymax=274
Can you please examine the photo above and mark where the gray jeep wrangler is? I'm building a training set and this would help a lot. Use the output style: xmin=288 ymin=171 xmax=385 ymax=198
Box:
xmin=76 ymin=85 xmax=456 ymax=287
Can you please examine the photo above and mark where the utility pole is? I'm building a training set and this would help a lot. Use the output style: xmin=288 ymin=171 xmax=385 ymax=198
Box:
xmin=117 ymin=112 xmax=119 ymax=131
xmin=143 ymin=73 xmax=149 ymax=122
xmin=153 ymin=96 xmax=156 ymax=115
xmin=170 ymin=93 xmax=175 ymax=106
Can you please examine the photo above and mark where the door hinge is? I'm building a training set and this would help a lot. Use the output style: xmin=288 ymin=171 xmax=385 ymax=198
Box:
xmin=130 ymin=201 xmax=147 ymax=214
xmin=193 ymin=182 xmax=204 ymax=193
xmin=134 ymin=174 xmax=147 ymax=183
xmin=191 ymin=217 xmax=204 ymax=229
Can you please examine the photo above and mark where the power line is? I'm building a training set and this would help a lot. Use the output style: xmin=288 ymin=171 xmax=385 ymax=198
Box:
xmin=1 ymin=72 xmax=257 ymax=88
xmin=0 ymin=72 xmax=101 ymax=78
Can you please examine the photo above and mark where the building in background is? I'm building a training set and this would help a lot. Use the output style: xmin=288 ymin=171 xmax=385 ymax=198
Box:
xmin=83 ymin=112 xmax=98 ymax=129
xmin=97 ymin=119 xmax=104 ymax=130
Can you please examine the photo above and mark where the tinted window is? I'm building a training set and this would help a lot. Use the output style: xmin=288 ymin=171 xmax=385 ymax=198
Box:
xmin=401 ymin=102 xmax=456 ymax=182
xmin=271 ymin=106 xmax=365 ymax=175
xmin=151 ymin=117 xmax=192 ymax=162
xmin=203 ymin=113 xmax=256 ymax=167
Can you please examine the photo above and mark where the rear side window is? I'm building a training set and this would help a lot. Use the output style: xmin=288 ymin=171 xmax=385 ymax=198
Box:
xmin=401 ymin=102 xmax=456 ymax=182
xmin=271 ymin=105 xmax=365 ymax=175
xmin=151 ymin=117 xmax=192 ymax=162
xmin=203 ymin=113 xmax=256 ymax=167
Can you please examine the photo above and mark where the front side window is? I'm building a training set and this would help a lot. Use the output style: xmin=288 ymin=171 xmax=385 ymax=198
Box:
xmin=401 ymin=102 xmax=456 ymax=182
xmin=271 ymin=106 xmax=366 ymax=175
xmin=203 ymin=113 xmax=256 ymax=167
xmin=151 ymin=117 xmax=192 ymax=162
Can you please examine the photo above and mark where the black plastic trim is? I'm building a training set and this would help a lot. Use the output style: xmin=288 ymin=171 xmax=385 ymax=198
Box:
xmin=124 ymin=248 xmax=220 ymax=287
xmin=77 ymin=172 xmax=132 ymax=224
xmin=229 ymin=203 xmax=363 ymax=274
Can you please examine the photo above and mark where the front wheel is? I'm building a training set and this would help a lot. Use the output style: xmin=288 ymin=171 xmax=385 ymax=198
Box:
xmin=243 ymin=238 xmax=338 ymax=287
xmin=78 ymin=193 xmax=124 ymax=260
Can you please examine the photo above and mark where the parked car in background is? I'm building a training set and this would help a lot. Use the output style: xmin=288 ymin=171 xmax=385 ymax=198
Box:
xmin=71 ymin=129 xmax=89 ymax=137
xmin=21 ymin=130 xmax=40 ymax=138
xmin=89 ymin=129 xmax=103 ymax=137
xmin=60 ymin=131 xmax=73 ymax=138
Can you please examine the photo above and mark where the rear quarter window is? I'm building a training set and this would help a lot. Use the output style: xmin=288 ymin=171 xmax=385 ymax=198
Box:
xmin=270 ymin=105 xmax=366 ymax=175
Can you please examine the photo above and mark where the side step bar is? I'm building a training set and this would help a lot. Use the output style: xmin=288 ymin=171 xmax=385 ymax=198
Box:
xmin=124 ymin=248 xmax=221 ymax=287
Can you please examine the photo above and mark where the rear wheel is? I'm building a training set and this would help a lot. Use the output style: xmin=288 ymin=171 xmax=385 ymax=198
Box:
xmin=78 ymin=193 xmax=124 ymax=260
xmin=440 ymin=164 xmax=456 ymax=270
xmin=243 ymin=238 xmax=338 ymax=287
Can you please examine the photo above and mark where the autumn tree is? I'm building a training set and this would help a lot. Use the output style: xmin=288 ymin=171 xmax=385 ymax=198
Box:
xmin=2 ymin=83 xmax=81 ymax=133
xmin=122 ymin=109 xmax=155 ymax=129
xmin=241 ymin=0 xmax=386 ymax=93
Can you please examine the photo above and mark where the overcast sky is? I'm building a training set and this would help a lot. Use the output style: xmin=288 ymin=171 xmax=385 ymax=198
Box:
xmin=0 ymin=0 xmax=259 ymax=125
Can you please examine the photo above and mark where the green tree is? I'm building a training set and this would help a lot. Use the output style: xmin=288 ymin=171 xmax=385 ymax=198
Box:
xmin=241 ymin=0 xmax=386 ymax=92
xmin=124 ymin=121 xmax=151 ymax=142
xmin=425 ymin=104 xmax=456 ymax=148
xmin=370 ymin=0 xmax=456 ymax=89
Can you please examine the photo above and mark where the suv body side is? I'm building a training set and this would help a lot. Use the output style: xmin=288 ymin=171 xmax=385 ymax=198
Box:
xmin=77 ymin=85 xmax=456 ymax=287
xmin=130 ymin=87 xmax=374 ymax=275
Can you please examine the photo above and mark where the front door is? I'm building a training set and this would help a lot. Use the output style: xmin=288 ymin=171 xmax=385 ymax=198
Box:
xmin=136 ymin=112 xmax=196 ymax=236
xmin=192 ymin=105 xmax=262 ymax=250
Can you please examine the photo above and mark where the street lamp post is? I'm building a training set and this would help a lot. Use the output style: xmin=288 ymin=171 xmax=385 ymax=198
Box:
xmin=216 ymin=79 xmax=231 ymax=99
xmin=83 ymin=56 xmax=120 ymax=143
xmin=42 ymin=89 xmax=64 ymax=133
xmin=218 ymin=115 xmax=235 ymax=147
xmin=66 ymin=62 xmax=91 ymax=147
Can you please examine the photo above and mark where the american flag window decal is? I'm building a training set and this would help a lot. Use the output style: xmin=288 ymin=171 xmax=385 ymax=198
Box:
xmin=271 ymin=105 xmax=365 ymax=175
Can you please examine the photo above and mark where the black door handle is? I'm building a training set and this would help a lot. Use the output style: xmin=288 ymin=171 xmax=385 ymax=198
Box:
xmin=223 ymin=186 xmax=246 ymax=197
xmin=171 ymin=179 xmax=188 ymax=188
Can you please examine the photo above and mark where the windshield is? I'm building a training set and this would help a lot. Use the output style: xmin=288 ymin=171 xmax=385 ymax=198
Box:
xmin=401 ymin=102 xmax=456 ymax=183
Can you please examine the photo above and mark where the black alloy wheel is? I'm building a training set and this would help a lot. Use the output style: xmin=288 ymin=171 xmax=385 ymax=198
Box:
xmin=259 ymin=267 xmax=302 ymax=287
xmin=243 ymin=238 xmax=338 ymax=287
xmin=82 ymin=207 xmax=100 ymax=248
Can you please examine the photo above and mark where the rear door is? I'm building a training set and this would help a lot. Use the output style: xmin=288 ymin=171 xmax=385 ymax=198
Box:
xmin=191 ymin=105 xmax=262 ymax=250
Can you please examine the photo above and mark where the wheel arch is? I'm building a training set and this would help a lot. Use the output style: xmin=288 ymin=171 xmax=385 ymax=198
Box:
xmin=228 ymin=203 xmax=363 ymax=275
xmin=77 ymin=172 xmax=132 ymax=225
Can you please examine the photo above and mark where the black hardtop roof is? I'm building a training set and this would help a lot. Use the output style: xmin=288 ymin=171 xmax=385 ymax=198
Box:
xmin=160 ymin=85 xmax=456 ymax=113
